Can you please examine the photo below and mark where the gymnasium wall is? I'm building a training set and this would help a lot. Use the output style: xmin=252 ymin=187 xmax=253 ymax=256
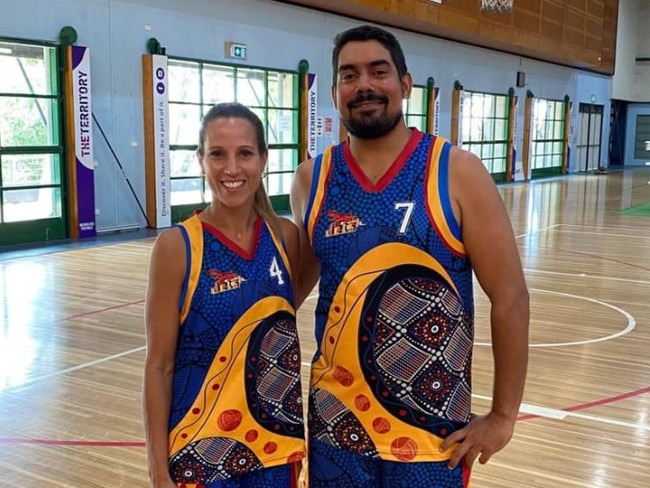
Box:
xmin=610 ymin=0 xmax=650 ymax=103
xmin=0 ymin=0 xmax=613 ymax=232
xmin=633 ymin=1 xmax=650 ymax=102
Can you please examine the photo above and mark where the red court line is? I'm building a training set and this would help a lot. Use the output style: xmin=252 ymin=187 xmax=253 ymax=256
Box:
xmin=563 ymin=385 xmax=650 ymax=412
xmin=53 ymin=299 xmax=145 ymax=323
xmin=562 ymin=248 xmax=650 ymax=273
xmin=0 ymin=438 xmax=145 ymax=447
xmin=518 ymin=384 xmax=650 ymax=421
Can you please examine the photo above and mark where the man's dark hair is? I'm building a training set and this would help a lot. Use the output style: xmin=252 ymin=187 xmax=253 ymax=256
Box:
xmin=331 ymin=25 xmax=408 ymax=85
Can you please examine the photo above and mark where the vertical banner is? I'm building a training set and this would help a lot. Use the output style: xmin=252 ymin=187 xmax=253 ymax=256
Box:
xmin=563 ymin=98 xmax=572 ymax=174
xmin=306 ymin=73 xmax=317 ymax=159
xmin=426 ymin=79 xmax=441 ymax=136
xmin=142 ymin=54 xmax=171 ymax=228
xmin=521 ymin=95 xmax=533 ymax=181
xmin=432 ymin=87 xmax=441 ymax=136
xmin=451 ymin=86 xmax=464 ymax=146
xmin=65 ymin=45 xmax=97 ymax=239
xmin=506 ymin=90 xmax=517 ymax=182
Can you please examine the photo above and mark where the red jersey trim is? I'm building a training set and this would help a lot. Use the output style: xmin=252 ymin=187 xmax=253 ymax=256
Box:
xmin=202 ymin=216 xmax=263 ymax=260
xmin=343 ymin=129 xmax=424 ymax=192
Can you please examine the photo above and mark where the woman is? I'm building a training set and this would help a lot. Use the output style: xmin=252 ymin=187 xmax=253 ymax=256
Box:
xmin=143 ymin=102 xmax=305 ymax=488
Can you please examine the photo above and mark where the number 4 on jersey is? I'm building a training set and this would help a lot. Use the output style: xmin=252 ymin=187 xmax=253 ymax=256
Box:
xmin=269 ymin=256 xmax=285 ymax=285
xmin=395 ymin=202 xmax=414 ymax=234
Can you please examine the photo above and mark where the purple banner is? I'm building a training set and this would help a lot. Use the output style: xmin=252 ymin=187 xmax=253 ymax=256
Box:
xmin=71 ymin=45 xmax=96 ymax=238
xmin=76 ymin=159 xmax=96 ymax=236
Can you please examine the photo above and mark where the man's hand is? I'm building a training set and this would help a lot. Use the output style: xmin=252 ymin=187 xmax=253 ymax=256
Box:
xmin=440 ymin=412 xmax=516 ymax=469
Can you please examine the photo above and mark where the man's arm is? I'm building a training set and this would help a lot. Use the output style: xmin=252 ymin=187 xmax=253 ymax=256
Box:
xmin=441 ymin=147 xmax=530 ymax=469
xmin=290 ymin=159 xmax=321 ymax=309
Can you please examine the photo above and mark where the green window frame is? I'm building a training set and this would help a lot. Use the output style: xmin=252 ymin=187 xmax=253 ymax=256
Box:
xmin=461 ymin=91 xmax=509 ymax=182
xmin=403 ymin=85 xmax=428 ymax=132
xmin=531 ymin=98 xmax=566 ymax=177
xmin=167 ymin=57 xmax=299 ymax=222
xmin=0 ymin=38 xmax=65 ymax=246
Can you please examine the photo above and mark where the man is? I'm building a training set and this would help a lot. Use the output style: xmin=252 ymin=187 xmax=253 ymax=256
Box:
xmin=291 ymin=24 xmax=529 ymax=487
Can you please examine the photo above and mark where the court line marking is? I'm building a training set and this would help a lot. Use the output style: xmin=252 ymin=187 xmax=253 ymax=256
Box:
xmin=556 ymin=223 xmax=650 ymax=233
xmin=52 ymin=299 xmax=145 ymax=323
xmin=0 ymin=438 xmax=145 ymax=447
xmin=476 ymin=288 xmax=636 ymax=348
xmin=524 ymin=268 xmax=650 ymax=285
xmin=563 ymin=248 xmax=650 ymax=273
xmin=472 ymin=393 xmax=650 ymax=431
xmin=515 ymin=223 xmax=650 ymax=241
xmin=515 ymin=223 xmax=560 ymax=240
xmin=549 ymin=229 xmax=650 ymax=239
xmin=3 ymin=346 xmax=146 ymax=393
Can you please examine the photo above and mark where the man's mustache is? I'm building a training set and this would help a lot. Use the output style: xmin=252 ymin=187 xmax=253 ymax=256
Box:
xmin=348 ymin=92 xmax=388 ymax=109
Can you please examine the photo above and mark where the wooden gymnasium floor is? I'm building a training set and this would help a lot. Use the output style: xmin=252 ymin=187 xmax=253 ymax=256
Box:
xmin=1 ymin=167 xmax=649 ymax=487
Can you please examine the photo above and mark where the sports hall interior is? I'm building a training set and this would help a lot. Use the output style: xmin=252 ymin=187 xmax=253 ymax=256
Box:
xmin=1 ymin=0 xmax=649 ymax=486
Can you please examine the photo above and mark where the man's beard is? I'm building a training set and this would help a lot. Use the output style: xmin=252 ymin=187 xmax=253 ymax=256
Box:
xmin=341 ymin=92 xmax=403 ymax=140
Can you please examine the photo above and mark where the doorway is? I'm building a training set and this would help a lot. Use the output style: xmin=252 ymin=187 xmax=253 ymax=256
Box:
xmin=577 ymin=103 xmax=603 ymax=172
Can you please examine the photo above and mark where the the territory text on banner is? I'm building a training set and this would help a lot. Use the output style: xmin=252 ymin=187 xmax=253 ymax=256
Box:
xmin=307 ymin=73 xmax=317 ymax=159
xmin=71 ymin=45 xmax=97 ymax=238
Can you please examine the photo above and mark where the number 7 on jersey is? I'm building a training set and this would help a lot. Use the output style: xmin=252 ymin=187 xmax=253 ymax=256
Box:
xmin=395 ymin=202 xmax=414 ymax=234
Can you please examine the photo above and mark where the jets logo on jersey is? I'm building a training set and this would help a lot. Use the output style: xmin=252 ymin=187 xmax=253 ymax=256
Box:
xmin=207 ymin=269 xmax=246 ymax=294
xmin=325 ymin=210 xmax=364 ymax=238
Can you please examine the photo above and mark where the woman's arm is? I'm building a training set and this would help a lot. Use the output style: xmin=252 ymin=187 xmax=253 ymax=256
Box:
xmin=142 ymin=228 xmax=186 ymax=487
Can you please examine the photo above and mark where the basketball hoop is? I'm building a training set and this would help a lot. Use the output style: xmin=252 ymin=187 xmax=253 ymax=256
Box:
xmin=481 ymin=0 xmax=513 ymax=12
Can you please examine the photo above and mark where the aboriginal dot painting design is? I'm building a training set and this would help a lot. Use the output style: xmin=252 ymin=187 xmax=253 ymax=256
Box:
xmin=308 ymin=388 xmax=379 ymax=457
xmin=169 ymin=436 xmax=263 ymax=484
xmin=245 ymin=310 xmax=305 ymax=438
xmin=359 ymin=264 xmax=473 ymax=434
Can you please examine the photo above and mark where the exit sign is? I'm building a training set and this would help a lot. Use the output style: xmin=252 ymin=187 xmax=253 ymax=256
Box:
xmin=225 ymin=42 xmax=247 ymax=60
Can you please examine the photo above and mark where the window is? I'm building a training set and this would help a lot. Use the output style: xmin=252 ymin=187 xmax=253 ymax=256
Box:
xmin=634 ymin=115 xmax=650 ymax=160
xmin=0 ymin=39 xmax=64 ymax=245
xmin=531 ymin=99 xmax=565 ymax=171
xmin=460 ymin=92 xmax=509 ymax=178
xmin=403 ymin=85 xmax=428 ymax=132
xmin=167 ymin=59 xmax=299 ymax=215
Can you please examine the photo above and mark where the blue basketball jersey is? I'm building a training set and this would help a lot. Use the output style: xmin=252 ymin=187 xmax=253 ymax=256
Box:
xmin=167 ymin=214 xmax=305 ymax=487
xmin=304 ymin=130 xmax=474 ymax=462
